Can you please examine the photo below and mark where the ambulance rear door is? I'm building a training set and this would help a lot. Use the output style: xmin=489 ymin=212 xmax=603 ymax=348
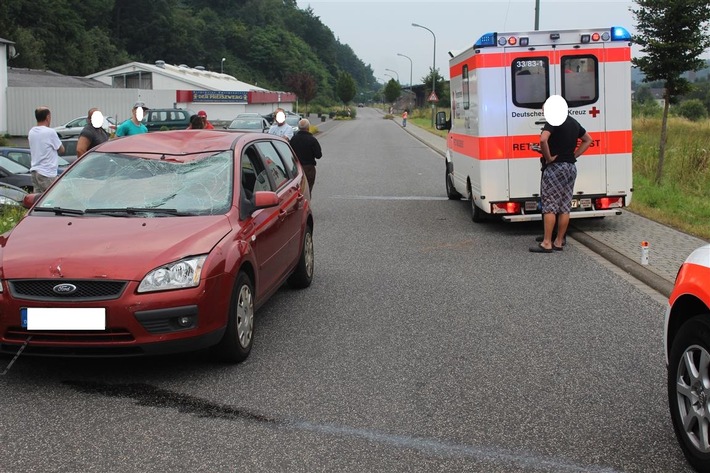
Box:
xmin=505 ymin=44 xmax=607 ymax=199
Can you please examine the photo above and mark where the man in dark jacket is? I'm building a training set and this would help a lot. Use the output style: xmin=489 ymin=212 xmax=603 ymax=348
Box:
xmin=289 ymin=118 xmax=322 ymax=193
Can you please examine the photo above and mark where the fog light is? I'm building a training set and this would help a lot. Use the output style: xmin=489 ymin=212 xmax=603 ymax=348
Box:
xmin=177 ymin=316 xmax=192 ymax=327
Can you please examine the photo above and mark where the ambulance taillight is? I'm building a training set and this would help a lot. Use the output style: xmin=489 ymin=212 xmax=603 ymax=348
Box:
xmin=492 ymin=202 xmax=521 ymax=215
xmin=595 ymin=197 xmax=624 ymax=209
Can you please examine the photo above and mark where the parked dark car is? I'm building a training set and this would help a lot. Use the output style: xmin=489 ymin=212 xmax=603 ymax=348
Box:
xmin=0 ymin=155 xmax=33 ymax=192
xmin=0 ymin=147 xmax=70 ymax=174
xmin=59 ymin=138 xmax=79 ymax=163
xmin=0 ymin=182 xmax=28 ymax=208
xmin=0 ymin=130 xmax=314 ymax=362
xmin=142 ymin=108 xmax=196 ymax=132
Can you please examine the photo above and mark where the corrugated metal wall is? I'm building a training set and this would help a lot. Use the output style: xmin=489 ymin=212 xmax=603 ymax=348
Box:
xmin=7 ymin=88 xmax=176 ymax=136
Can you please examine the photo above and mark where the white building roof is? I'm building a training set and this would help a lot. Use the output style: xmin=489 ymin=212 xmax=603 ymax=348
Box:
xmin=86 ymin=61 xmax=267 ymax=92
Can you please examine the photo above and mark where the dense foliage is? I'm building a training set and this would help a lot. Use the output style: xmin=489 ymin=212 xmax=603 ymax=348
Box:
xmin=632 ymin=0 xmax=710 ymax=183
xmin=0 ymin=0 xmax=378 ymax=103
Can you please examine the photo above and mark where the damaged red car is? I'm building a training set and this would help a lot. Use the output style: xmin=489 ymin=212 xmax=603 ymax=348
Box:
xmin=0 ymin=130 xmax=314 ymax=362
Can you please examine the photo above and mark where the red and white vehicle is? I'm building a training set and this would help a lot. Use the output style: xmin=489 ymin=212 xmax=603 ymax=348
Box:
xmin=665 ymin=245 xmax=710 ymax=472
xmin=436 ymin=26 xmax=633 ymax=222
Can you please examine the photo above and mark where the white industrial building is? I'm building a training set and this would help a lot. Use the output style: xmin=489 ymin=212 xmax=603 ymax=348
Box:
xmin=2 ymin=52 xmax=297 ymax=136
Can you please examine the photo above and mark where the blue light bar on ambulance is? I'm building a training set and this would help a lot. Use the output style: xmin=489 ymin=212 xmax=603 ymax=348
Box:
xmin=610 ymin=26 xmax=631 ymax=41
xmin=475 ymin=32 xmax=498 ymax=48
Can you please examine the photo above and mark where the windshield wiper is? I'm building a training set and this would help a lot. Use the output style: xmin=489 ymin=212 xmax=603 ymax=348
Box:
xmin=33 ymin=207 xmax=85 ymax=216
xmin=85 ymin=207 xmax=194 ymax=216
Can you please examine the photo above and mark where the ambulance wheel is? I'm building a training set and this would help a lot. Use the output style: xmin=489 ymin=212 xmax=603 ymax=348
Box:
xmin=470 ymin=194 xmax=485 ymax=223
xmin=445 ymin=172 xmax=461 ymax=200
xmin=668 ymin=315 xmax=710 ymax=472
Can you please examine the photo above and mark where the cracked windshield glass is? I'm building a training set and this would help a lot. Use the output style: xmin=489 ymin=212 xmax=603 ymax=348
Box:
xmin=38 ymin=151 xmax=233 ymax=215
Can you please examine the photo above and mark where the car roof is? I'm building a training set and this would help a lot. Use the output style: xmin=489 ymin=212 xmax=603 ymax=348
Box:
xmin=95 ymin=130 xmax=249 ymax=158
xmin=0 ymin=147 xmax=30 ymax=152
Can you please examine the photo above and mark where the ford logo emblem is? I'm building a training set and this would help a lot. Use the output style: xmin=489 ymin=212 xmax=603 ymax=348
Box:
xmin=53 ymin=283 xmax=77 ymax=295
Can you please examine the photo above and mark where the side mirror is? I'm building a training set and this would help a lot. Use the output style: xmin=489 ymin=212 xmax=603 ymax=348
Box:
xmin=22 ymin=193 xmax=40 ymax=209
xmin=253 ymin=191 xmax=279 ymax=210
xmin=435 ymin=111 xmax=451 ymax=131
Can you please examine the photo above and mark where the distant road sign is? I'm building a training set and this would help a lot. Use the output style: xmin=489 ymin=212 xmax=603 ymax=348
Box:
xmin=428 ymin=91 xmax=439 ymax=102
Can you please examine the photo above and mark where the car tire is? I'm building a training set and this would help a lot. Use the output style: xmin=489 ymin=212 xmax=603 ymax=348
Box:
xmin=445 ymin=170 xmax=461 ymax=200
xmin=469 ymin=189 xmax=485 ymax=223
xmin=214 ymin=271 xmax=255 ymax=363
xmin=668 ymin=314 xmax=710 ymax=471
xmin=288 ymin=225 xmax=314 ymax=289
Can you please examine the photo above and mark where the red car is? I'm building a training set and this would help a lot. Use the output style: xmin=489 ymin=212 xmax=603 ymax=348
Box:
xmin=0 ymin=130 xmax=314 ymax=362
xmin=665 ymin=244 xmax=710 ymax=471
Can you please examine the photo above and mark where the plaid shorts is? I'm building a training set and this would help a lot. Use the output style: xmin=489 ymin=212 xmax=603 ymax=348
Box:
xmin=541 ymin=162 xmax=577 ymax=214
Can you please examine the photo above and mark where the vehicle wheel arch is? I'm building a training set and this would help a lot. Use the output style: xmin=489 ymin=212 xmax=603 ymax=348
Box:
xmin=667 ymin=295 xmax=710 ymax=353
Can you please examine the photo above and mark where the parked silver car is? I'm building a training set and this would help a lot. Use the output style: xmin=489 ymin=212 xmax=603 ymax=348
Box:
xmin=54 ymin=116 xmax=117 ymax=139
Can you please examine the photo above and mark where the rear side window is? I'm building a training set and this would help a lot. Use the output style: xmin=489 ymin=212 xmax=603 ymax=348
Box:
xmin=512 ymin=57 xmax=549 ymax=109
xmin=255 ymin=141 xmax=289 ymax=190
xmin=561 ymin=55 xmax=598 ymax=107
xmin=272 ymin=140 xmax=299 ymax=177
xmin=463 ymin=65 xmax=470 ymax=110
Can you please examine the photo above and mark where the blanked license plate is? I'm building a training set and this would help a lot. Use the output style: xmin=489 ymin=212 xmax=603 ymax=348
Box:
xmin=21 ymin=308 xmax=106 ymax=330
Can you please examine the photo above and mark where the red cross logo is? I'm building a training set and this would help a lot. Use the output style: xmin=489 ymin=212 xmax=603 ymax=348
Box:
xmin=589 ymin=106 xmax=600 ymax=118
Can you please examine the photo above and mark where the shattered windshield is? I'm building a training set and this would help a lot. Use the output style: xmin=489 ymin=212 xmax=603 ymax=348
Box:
xmin=36 ymin=151 xmax=233 ymax=216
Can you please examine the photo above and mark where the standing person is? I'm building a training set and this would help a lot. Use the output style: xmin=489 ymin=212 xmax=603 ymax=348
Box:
xmin=402 ymin=109 xmax=408 ymax=127
xmin=289 ymin=118 xmax=322 ymax=193
xmin=530 ymin=96 xmax=593 ymax=253
xmin=115 ymin=101 xmax=148 ymax=137
xmin=267 ymin=108 xmax=294 ymax=140
xmin=28 ymin=106 xmax=64 ymax=193
xmin=188 ymin=114 xmax=205 ymax=129
xmin=76 ymin=108 xmax=109 ymax=157
xmin=197 ymin=110 xmax=214 ymax=129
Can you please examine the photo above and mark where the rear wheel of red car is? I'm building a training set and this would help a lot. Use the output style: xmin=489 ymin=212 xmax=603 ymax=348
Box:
xmin=215 ymin=271 xmax=254 ymax=363
xmin=287 ymin=225 xmax=313 ymax=289
xmin=668 ymin=314 xmax=710 ymax=471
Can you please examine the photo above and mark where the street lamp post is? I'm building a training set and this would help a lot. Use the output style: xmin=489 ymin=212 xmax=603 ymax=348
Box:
xmin=221 ymin=57 xmax=226 ymax=74
xmin=396 ymin=53 xmax=413 ymax=89
xmin=385 ymin=68 xmax=400 ymax=83
xmin=412 ymin=22 xmax=437 ymax=127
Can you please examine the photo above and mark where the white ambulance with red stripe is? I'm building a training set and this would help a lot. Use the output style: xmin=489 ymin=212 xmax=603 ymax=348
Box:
xmin=436 ymin=26 xmax=633 ymax=222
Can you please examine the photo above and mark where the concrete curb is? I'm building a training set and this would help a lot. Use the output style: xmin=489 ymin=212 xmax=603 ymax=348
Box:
xmin=568 ymin=228 xmax=674 ymax=298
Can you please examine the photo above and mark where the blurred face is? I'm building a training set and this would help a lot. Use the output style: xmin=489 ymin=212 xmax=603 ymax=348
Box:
xmin=134 ymin=107 xmax=144 ymax=122
xmin=91 ymin=110 xmax=104 ymax=129
xmin=275 ymin=111 xmax=286 ymax=125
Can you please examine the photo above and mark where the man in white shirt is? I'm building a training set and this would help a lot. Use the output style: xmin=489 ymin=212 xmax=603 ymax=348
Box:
xmin=267 ymin=108 xmax=294 ymax=140
xmin=29 ymin=107 xmax=64 ymax=193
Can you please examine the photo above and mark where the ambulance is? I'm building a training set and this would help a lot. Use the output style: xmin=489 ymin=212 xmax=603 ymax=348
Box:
xmin=436 ymin=26 xmax=633 ymax=222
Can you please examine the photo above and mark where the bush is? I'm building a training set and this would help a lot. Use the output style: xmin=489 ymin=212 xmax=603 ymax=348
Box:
xmin=0 ymin=205 xmax=27 ymax=234
xmin=678 ymin=99 xmax=708 ymax=122
xmin=632 ymin=100 xmax=662 ymax=118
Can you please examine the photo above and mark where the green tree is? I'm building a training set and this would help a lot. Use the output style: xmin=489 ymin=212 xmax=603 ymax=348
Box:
xmin=632 ymin=0 xmax=710 ymax=183
xmin=383 ymin=79 xmax=401 ymax=104
xmin=421 ymin=68 xmax=445 ymax=102
xmin=678 ymin=99 xmax=708 ymax=121
xmin=336 ymin=72 xmax=356 ymax=105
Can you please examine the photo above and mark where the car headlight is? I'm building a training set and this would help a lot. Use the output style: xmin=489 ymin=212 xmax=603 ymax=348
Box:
xmin=138 ymin=255 xmax=208 ymax=293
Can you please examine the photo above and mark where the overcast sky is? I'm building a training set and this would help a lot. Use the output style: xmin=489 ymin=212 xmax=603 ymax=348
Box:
xmin=295 ymin=0 xmax=709 ymax=85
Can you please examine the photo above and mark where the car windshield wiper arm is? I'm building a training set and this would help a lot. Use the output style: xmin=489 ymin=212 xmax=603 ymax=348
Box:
xmin=85 ymin=207 xmax=193 ymax=216
xmin=33 ymin=207 xmax=85 ymax=216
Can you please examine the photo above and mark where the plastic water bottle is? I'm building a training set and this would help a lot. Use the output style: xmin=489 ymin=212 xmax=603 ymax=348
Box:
xmin=641 ymin=241 xmax=650 ymax=265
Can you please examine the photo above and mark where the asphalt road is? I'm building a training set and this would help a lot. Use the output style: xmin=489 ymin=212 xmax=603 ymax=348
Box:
xmin=0 ymin=108 xmax=693 ymax=472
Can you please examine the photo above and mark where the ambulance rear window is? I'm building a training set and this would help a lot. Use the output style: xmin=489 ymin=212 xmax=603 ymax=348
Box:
xmin=512 ymin=58 xmax=549 ymax=109
xmin=561 ymin=55 xmax=599 ymax=107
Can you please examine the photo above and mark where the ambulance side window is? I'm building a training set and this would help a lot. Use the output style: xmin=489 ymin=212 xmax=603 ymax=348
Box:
xmin=561 ymin=55 xmax=598 ymax=107
xmin=463 ymin=65 xmax=470 ymax=110
xmin=512 ymin=58 xmax=549 ymax=109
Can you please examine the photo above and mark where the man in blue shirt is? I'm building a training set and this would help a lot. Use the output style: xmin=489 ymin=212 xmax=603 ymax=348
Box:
xmin=116 ymin=102 xmax=148 ymax=137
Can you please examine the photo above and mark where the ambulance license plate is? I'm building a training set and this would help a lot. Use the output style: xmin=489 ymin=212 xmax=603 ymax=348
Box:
xmin=21 ymin=308 xmax=106 ymax=330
